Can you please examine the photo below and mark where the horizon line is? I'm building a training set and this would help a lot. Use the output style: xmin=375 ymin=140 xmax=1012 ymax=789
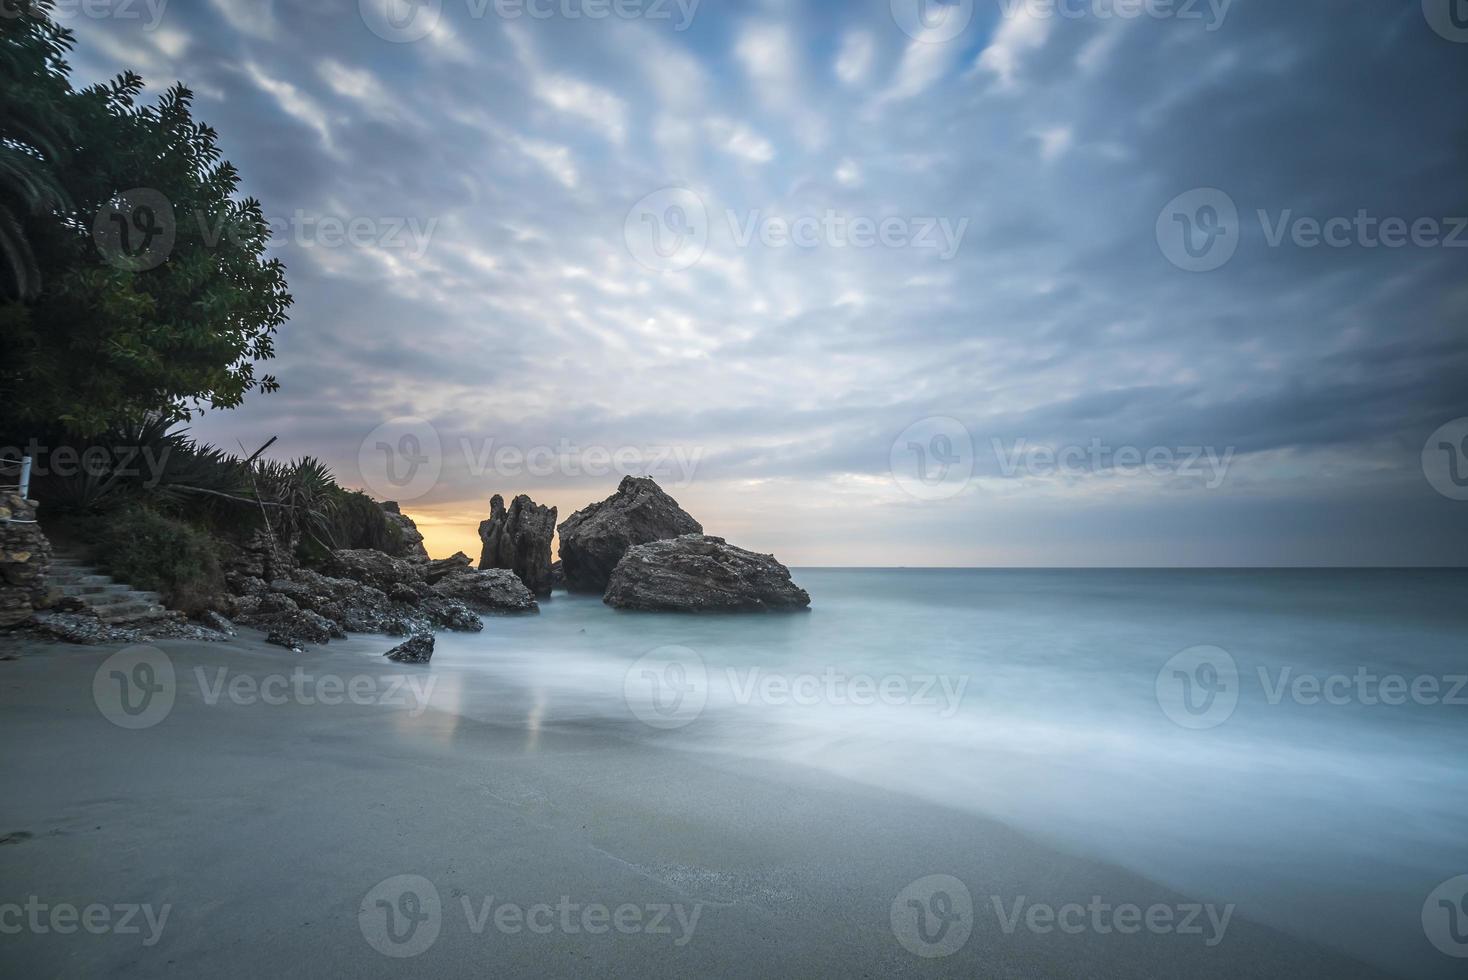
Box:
xmin=784 ymin=565 xmax=1468 ymax=571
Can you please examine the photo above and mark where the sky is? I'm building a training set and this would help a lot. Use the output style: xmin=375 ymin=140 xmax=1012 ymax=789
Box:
xmin=64 ymin=0 xmax=1468 ymax=565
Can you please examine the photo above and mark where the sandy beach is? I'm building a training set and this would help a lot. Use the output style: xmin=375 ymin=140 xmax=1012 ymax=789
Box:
xmin=0 ymin=632 xmax=1397 ymax=979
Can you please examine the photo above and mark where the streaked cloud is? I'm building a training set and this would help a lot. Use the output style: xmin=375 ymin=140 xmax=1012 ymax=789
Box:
xmin=60 ymin=1 xmax=1468 ymax=565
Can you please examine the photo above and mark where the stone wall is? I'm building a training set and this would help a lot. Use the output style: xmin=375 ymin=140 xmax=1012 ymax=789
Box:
xmin=0 ymin=494 xmax=53 ymax=627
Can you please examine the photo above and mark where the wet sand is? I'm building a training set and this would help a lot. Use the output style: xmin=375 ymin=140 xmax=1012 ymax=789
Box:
xmin=0 ymin=634 xmax=1397 ymax=978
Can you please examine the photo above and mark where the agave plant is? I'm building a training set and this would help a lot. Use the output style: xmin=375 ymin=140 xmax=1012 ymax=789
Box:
xmin=251 ymin=456 xmax=342 ymax=551
xmin=38 ymin=413 xmax=352 ymax=561
xmin=40 ymin=416 xmax=253 ymax=513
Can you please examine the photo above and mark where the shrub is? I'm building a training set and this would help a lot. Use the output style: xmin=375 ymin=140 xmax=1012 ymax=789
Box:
xmin=322 ymin=489 xmax=402 ymax=554
xmin=87 ymin=504 xmax=224 ymax=615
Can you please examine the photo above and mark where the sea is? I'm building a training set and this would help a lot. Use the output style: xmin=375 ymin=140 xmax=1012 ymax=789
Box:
xmin=409 ymin=568 xmax=1468 ymax=979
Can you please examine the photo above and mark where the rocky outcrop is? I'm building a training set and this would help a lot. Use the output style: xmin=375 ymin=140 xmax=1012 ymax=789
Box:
xmin=478 ymin=494 xmax=557 ymax=596
xmin=323 ymin=549 xmax=432 ymax=597
xmin=23 ymin=612 xmax=230 ymax=645
xmin=325 ymin=547 xmax=536 ymax=613
xmin=431 ymin=567 xmax=537 ymax=613
xmin=385 ymin=633 xmax=434 ymax=664
xmin=557 ymin=477 xmax=702 ymax=593
xmin=0 ymin=493 xmax=52 ymax=627
xmin=381 ymin=501 xmax=429 ymax=560
xmin=603 ymin=535 xmax=811 ymax=612
xmin=230 ymin=557 xmax=493 ymax=647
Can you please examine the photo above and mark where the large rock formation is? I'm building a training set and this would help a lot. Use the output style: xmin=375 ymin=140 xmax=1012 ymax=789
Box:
xmin=478 ymin=494 xmax=557 ymax=596
xmin=603 ymin=535 xmax=811 ymax=612
xmin=0 ymin=492 xmax=52 ymax=627
xmin=381 ymin=501 xmax=429 ymax=560
xmin=557 ymin=477 xmax=702 ymax=593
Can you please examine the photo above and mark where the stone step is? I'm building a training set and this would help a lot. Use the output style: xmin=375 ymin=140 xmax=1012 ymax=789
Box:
xmin=55 ymin=573 xmax=113 ymax=587
xmin=60 ymin=583 xmax=131 ymax=597
xmin=47 ymin=554 xmax=174 ymax=623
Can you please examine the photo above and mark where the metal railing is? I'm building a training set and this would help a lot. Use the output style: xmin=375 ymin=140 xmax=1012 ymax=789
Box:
xmin=0 ymin=456 xmax=35 ymax=522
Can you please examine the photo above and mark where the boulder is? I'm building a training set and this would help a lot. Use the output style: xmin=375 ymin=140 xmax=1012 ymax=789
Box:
xmin=262 ymin=608 xmax=344 ymax=651
xmin=478 ymin=494 xmax=557 ymax=596
xmin=323 ymin=549 xmax=430 ymax=597
xmin=422 ymin=552 xmax=474 ymax=584
xmin=235 ymin=592 xmax=299 ymax=619
xmin=280 ymin=569 xmax=397 ymax=634
xmin=385 ymin=633 xmax=434 ymax=664
xmin=431 ymin=567 xmax=537 ymax=613
xmin=198 ymin=611 xmax=236 ymax=635
xmin=381 ymin=501 xmax=429 ymax=560
xmin=603 ymin=535 xmax=811 ymax=612
xmin=557 ymin=477 xmax=702 ymax=593
xmin=225 ymin=573 xmax=269 ymax=596
xmin=417 ymin=596 xmax=485 ymax=632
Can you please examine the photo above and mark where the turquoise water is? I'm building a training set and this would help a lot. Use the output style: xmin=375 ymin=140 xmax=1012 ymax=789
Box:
xmin=418 ymin=569 xmax=1468 ymax=978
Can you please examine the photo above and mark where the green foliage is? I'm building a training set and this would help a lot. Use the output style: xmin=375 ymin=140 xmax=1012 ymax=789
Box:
xmin=87 ymin=503 xmax=224 ymax=615
xmin=322 ymin=488 xmax=405 ymax=555
xmin=37 ymin=415 xmax=251 ymax=513
xmin=0 ymin=0 xmax=292 ymax=436
xmin=39 ymin=419 xmax=359 ymax=566
xmin=251 ymin=455 xmax=340 ymax=552
xmin=0 ymin=0 xmax=74 ymax=301
xmin=39 ymin=415 xmax=417 ymax=584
